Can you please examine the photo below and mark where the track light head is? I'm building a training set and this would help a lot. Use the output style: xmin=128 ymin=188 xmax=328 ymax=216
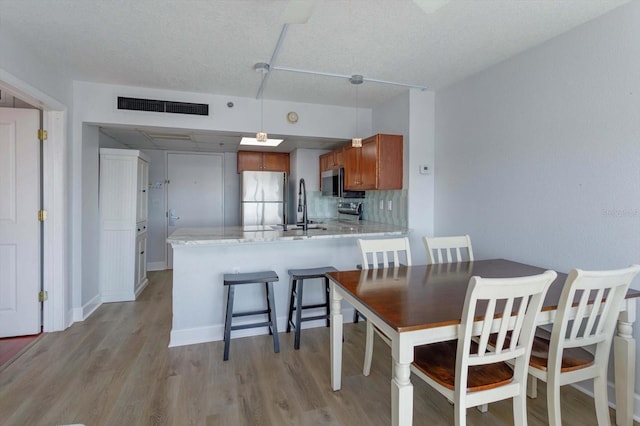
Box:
xmin=350 ymin=74 xmax=364 ymax=85
xmin=254 ymin=62 xmax=271 ymax=74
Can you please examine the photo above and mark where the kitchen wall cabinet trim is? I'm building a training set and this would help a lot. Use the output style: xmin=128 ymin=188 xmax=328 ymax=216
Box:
xmin=99 ymin=148 xmax=149 ymax=303
xmin=237 ymin=151 xmax=290 ymax=173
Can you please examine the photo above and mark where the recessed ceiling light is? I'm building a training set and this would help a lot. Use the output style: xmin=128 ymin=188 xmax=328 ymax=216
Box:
xmin=240 ymin=137 xmax=284 ymax=147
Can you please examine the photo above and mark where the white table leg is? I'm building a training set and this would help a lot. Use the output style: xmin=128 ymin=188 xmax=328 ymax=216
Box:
xmin=614 ymin=311 xmax=635 ymax=426
xmin=391 ymin=361 xmax=413 ymax=426
xmin=330 ymin=283 xmax=343 ymax=391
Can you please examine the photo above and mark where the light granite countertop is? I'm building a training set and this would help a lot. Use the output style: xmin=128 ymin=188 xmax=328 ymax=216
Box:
xmin=167 ymin=219 xmax=408 ymax=246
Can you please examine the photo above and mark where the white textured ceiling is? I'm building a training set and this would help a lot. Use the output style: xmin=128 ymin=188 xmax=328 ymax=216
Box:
xmin=0 ymin=0 xmax=629 ymax=151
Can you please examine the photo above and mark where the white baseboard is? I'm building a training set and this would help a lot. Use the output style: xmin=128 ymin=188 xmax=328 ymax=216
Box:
xmin=65 ymin=309 xmax=75 ymax=329
xmin=72 ymin=294 xmax=102 ymax=322
xmin=571 ymin=381 xmax=640 ymax=422
xmin=169 ymin=307 xmax=356 ymax=348
xmin=134 ymin=278 xmax=149 ymax=298
xmin=147 ymin=261 xmax=167 ymax=271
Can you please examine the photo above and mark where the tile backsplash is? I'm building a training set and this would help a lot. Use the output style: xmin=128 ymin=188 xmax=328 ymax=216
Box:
xmin=361 ymin=189 xmax=407 ymax=227
xmin=305 ymin=191 xmax=338 ymax=220
xmin=308 ymin=189 xmax=407 ymax=227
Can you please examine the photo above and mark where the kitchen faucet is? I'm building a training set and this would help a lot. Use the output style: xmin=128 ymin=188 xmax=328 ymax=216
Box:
xmin=297 ymin=178 xmax=308 ymax=231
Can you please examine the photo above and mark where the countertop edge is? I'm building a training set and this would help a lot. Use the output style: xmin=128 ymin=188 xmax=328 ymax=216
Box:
xmin=167 ymin=222 xmax=409 ymax=246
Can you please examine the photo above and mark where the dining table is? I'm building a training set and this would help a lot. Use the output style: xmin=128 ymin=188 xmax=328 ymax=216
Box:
xmin=327 ymin=259 xmax=640 ymax=426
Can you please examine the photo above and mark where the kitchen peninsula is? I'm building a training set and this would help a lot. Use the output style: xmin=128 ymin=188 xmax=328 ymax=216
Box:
xmin=168 ymin=220 xmax=408 ymax=347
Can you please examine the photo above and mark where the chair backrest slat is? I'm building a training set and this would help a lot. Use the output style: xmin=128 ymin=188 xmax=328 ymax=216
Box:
xmin=424 ymin=235 xmax=474 ymax=265
xmin=457 ymin=271 xmax=557 ymax=388
xmin=584 ymin=288 xmax=604 ymax=337
xmin=494 ymin=296 xmax=515 ymax=354
xmin=357 ymin=237 xmax=412 ymax=270
xmin=549 ymin=265 xmax=640 ymax=377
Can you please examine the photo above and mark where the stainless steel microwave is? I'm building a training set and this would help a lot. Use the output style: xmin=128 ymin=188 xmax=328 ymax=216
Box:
xmin=321 ymin=168 xmax=365 ymax=198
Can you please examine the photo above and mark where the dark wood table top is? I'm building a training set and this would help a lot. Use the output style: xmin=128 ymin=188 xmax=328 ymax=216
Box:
xmin=327 ymin=259 xmax=640 ymax=333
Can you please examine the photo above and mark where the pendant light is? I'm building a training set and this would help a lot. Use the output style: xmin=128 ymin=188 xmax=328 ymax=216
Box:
xmin=256 ymin=89 xmax=267 ymax=142
xmin=255 ymin=62 xmax=270 ymax=142
xmin=350 ymin=74 xmax=363 ymax=147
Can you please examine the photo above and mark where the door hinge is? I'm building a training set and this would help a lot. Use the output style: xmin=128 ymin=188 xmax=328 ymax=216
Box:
xmin=38 ymin=291 xmax=48 ymax=302
xmin=38 ymin=210 xmax=48 ymax=221
xmin=38 ymin=129 xmax=48 ymax=141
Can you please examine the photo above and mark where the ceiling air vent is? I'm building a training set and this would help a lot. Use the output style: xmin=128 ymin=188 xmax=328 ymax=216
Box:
xmin=117 ymin=96 xmax=209 ymax=116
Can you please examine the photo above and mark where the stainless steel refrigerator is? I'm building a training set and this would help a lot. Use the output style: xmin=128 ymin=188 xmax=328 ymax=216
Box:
xmin=241 ymin=171 xmax=287 ymax=227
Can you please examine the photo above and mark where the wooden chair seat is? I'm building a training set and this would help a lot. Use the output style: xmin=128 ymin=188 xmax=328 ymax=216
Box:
xmin=409 ymin=270 xmax=557 ymax=426
xmin=529 ymin=334 xmax=594 ymax=373
xmin=413 ymin=340 xmax=514 ymax=392
xmin=488 ymin=330 xmax=595 ymax=373
xmin=524 ymin=265 xmax=640 ymax=426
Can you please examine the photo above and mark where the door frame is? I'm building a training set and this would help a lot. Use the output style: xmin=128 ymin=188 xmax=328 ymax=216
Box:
xmin=0 ymin=69 xmax=68 ymax=332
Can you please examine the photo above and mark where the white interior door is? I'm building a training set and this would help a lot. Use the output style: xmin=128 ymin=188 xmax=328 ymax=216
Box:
xmin=0 ymin=107 xmax=40 ymax=337
xmin=167 ymin=153 xmax=224 ymax=268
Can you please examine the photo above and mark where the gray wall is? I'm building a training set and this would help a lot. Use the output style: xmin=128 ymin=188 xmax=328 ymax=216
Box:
xmin=0 ymin=24 xmax=74 ymax=322
xmin=373 ymin=89 xmax=436 ymax=263
xmin=81 ymin=124 xmax=100 ymax=306
xmin=435 ymin=0 xmax=640 ymax=399
xmin=140 ymin=150 xmax=241 ymax=269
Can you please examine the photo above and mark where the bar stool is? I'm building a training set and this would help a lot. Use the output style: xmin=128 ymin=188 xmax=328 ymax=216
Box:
xmin=222 ymin=270 xmax=279 ymax=361
xmin=286 ymin=266 xmax=337 ymax=349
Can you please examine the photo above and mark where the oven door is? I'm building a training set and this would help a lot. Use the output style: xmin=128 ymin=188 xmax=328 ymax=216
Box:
xmin=321 ymin=169 xmax=340 ymax=197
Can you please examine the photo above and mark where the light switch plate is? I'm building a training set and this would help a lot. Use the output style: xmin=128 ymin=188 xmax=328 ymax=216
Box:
xmin=419 ymin=164 xmax=430 ymax=175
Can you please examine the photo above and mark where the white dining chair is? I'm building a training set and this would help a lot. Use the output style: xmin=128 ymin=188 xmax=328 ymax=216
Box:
xmin=357 ymin=237 xmax=412 ymax=376
xmin=526 ymin=264 xmax=640 ymax=426
xmin=423 ymin=235 xmax=474 ymax=264
xmin=411 ymin=270 xmax=557 ymax=426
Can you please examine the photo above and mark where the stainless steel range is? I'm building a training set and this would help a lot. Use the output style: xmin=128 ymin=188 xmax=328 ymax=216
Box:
xmin=337 ymin=201 xmax=363 ymax=222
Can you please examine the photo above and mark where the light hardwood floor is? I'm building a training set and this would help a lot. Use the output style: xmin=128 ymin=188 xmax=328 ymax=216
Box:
xmin=0 ymin=270 xmax=634 ymax=425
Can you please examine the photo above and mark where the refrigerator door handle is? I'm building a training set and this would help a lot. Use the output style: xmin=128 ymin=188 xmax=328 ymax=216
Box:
xmin=282 ymin=173 xmax=287 ymax=228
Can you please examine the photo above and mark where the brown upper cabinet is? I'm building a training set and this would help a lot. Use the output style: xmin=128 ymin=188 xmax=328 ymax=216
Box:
xmin=343 ymin=134 xmax=403 ymax=190
xmin=319 ymin=147 xmax=344 ymax=172
xmin=237 ymin=151 xmax=290 ymax=173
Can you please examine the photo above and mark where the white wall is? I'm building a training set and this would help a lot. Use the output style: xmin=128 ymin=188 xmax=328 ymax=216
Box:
xmin=289 ymin=148 xmax=328 ymax=222
xmin=80 ymin=124 xmax=100 ymax=307
xmin=373 ymin=89 xmax=436 ymax=263
xmin=0 ymin=31 xmax=72 ymax=107
xmin=99 ymin=130 xmax=127 ymax=149
xmin=140 ymin=149 xmax=167 ymax=269
xmin=435 ymin=0 xmax=640 ymax=411
xmin=73 ymin=81 xmax=371 ymax=139
xmin=73 ymin=81 xmax=374 ymax=287
xmin=139 ymin=150 xmax=241 ymax=270
xmin=1 ymin=28 xmax=73 ymax=329
xmin=223 ymin=152 xmax=240 ymax=227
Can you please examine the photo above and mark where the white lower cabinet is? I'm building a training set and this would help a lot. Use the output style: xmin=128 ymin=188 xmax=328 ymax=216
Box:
xmin=99 ymin=148 xmax=149 ymax=302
